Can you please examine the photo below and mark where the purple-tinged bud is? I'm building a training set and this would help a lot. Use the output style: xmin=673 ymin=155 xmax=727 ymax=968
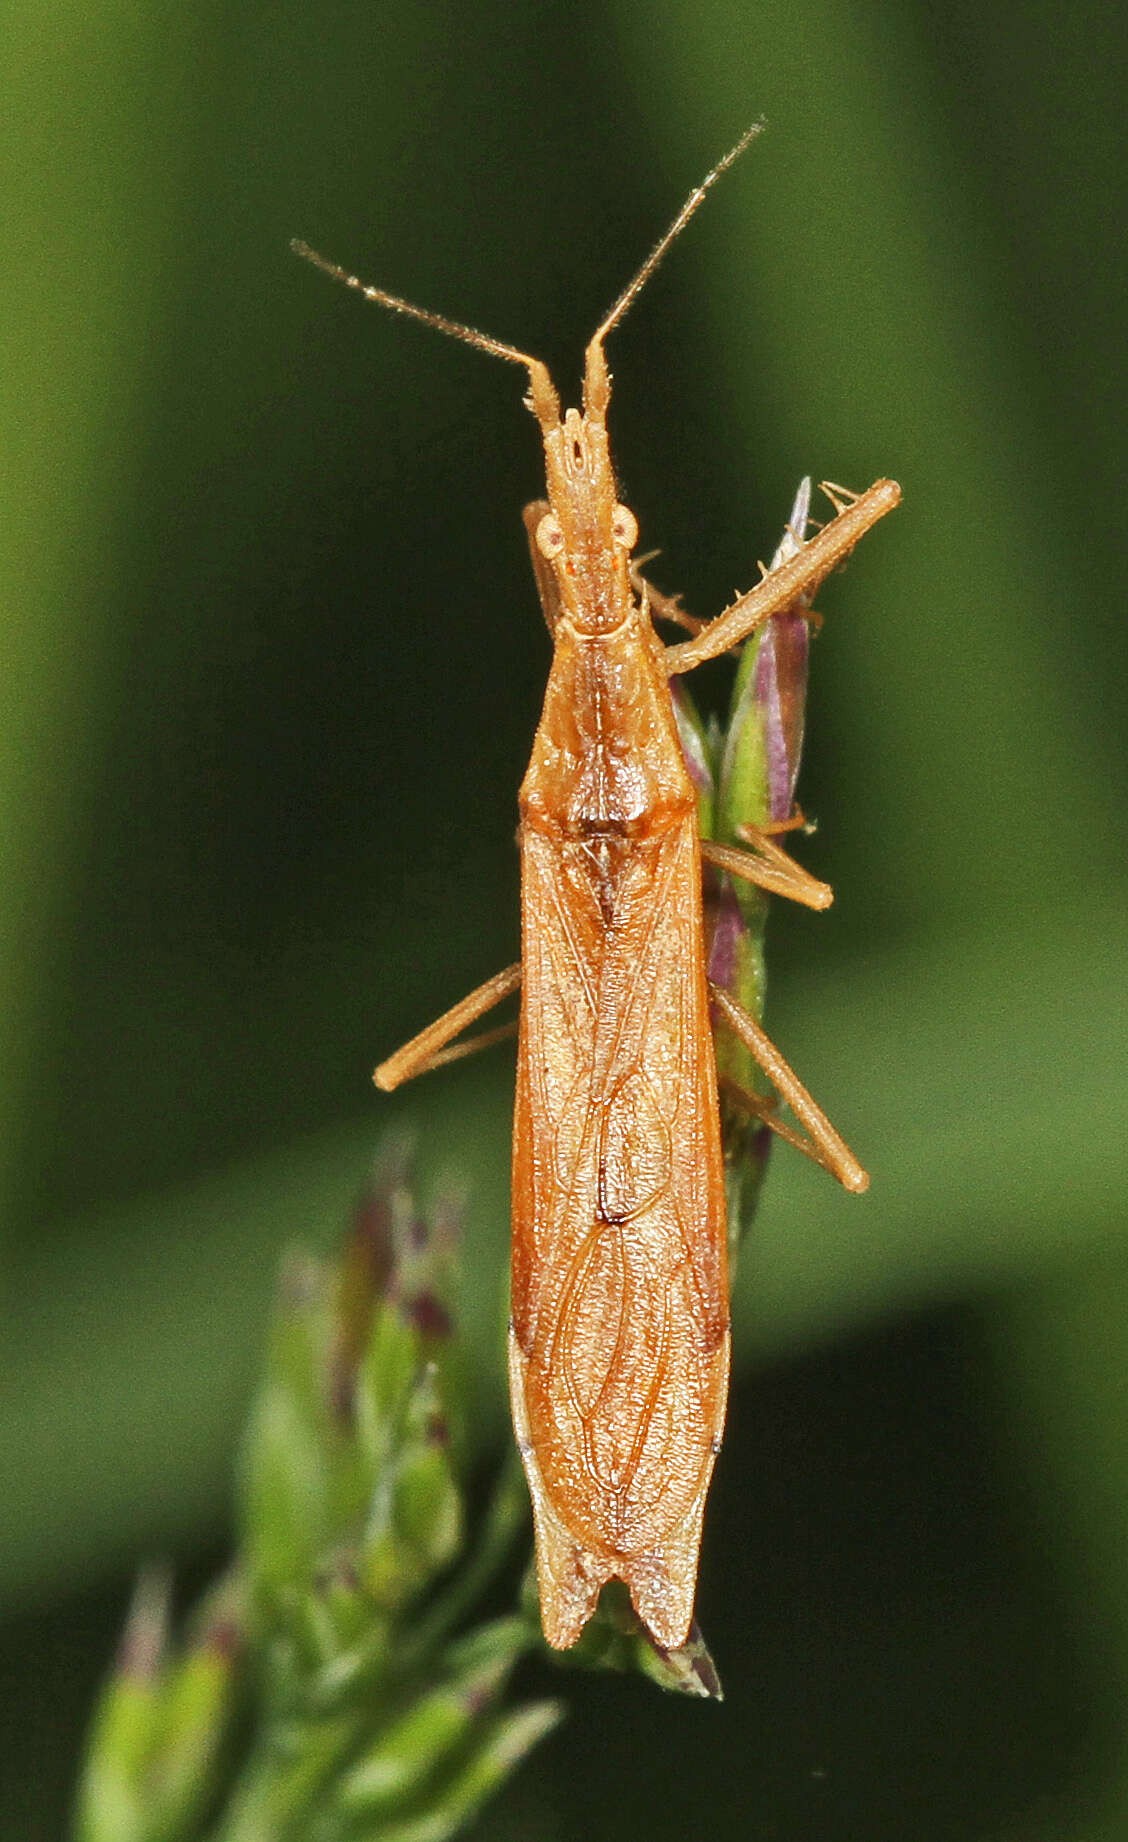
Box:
xmin=716 ymin=477 xmax=812 ymax=843
xmin=705 ymin=481 xmax=818 ymax=1263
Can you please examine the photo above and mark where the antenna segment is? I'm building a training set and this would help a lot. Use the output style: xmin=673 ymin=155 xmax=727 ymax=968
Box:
xmin=290 ymin=238 xmax=541 ymax=374
xmin=590 ymin=120 xmax=764 ymax=351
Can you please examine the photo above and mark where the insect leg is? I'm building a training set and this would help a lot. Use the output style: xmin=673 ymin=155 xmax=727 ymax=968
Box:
xmin=629 ymin=561 xmax=704 ymax=635
xmin=701 ymin=826 xmax=832 ymax=911
xmin=708 ymin=981 xmax=869 ymax=1193
xmin=374 ymin=962 xmax=521 ymax=1091
xmin=716 ymin=1075 xmax=823 ymax=1165
xmin=664 ymin=478 xmax=901 ymax=675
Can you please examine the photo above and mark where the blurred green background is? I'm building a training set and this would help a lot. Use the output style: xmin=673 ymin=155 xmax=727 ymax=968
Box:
xmin=3 ymin=0 xmax=1125 ymax=1834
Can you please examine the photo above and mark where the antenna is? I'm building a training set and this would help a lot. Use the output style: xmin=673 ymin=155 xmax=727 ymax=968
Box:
xmin=589 ymin=120 xmax=765 ymax=354
xmin=293 ymin=120 xmax=765 ymax=429
xmin=290 ymin=239 xmax=561 ymax=428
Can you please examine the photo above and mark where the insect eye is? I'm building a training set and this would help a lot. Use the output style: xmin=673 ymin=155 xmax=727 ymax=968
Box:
xmin=611 ymin=505 xmax=638 ymax=551
xmin=536 ymin=513 xmax=566 ymax=560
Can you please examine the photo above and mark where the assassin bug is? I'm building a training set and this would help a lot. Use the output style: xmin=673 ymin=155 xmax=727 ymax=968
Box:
xmin=295 ymin=125 xmax=900 ymax=1650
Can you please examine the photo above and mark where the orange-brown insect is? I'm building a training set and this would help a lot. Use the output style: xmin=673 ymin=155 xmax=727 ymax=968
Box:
xmin=296 ymin=127 xmax=900 ymax=1651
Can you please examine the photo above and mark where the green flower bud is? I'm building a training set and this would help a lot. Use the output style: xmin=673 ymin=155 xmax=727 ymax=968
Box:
xmin=333 ymin=1618 xmax=532 ymax=1819
xmin=359 ymin=1360 xmax=462 ymax=1611
xmin=74 ymin=1568 xmax=170 ymax=1842
xmin=240 ymin=1254 xmax=336 ymax=1615
xmin=140 ymin=1577 xmax=244 ymax=1838
xmin=351 ymin=1702 xmax=562 ymax=1842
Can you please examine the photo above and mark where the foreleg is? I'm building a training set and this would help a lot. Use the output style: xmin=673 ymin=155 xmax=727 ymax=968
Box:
xmin=665 ymin=479 xmax=900 ymax=676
